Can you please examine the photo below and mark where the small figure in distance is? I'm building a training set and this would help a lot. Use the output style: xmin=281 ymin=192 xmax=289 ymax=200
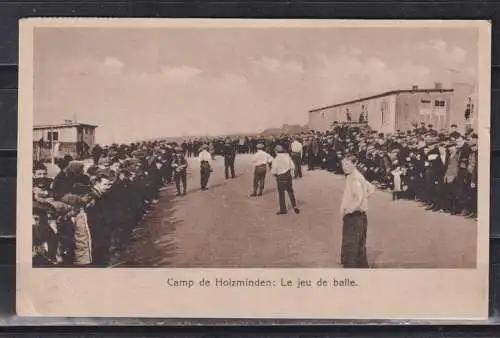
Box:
xmin=172 ymin=146 xmax=188 ymax=196
xmin=198 ymin=144 xmax=213 ymax=191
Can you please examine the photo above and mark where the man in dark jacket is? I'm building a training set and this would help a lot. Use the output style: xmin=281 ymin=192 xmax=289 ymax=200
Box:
xmin=449 ymin=124 xmax=461 ymax=140
xmin=307 ymin=136 xmax=320 ymax=171
xmin=433 ymin=141 xmax=450 ymax=211
xmin=86 ymin=173 xmax=113 ymax=266
xmin=467 ymin=134 xmax=478 ymax=217
xmin=91 ymin=144 xmax=103 ymax=165
xmin=455 ymin=136 xmax=471 ymax=215
xmin=223 ymin=139 xmax=236 ymax=179
xmin=172 ymin=147 xmax=188 ymax=196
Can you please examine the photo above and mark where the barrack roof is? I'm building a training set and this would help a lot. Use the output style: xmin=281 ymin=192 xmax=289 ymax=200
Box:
xmin=33 ymin=122 xmax=98 ymax=129
xmin=308 ymin=88 xmax=453 ymax=113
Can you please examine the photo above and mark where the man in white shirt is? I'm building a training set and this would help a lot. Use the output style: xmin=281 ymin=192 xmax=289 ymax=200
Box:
xmin=340 ymin=155 xmax=375 ymax=268
xmin=290 ymin=137 xmax=303 ymax=179
xmin=271 ymin=145 xmax=300 ymax=215
xmin=250 ymin=143 xmax=274 ymax=197
xmin=198 ymin=144 xmax=213 ymax=190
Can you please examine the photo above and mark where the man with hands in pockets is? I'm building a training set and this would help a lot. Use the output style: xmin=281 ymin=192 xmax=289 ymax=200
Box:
xmin=340 ymin=155 xmax=375 ymax=268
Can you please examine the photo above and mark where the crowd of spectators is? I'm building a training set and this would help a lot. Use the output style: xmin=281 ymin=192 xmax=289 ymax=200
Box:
xmin=273 ymin=121 xmax=478 ymax=219
xmin=32 ymin=121 xmax=478 ymax=266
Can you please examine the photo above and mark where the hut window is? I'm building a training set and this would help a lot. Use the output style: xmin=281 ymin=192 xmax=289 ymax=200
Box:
xmin=434 ymin=99 xmax=447 ymax=116
xmin=434 ymin=100 xmax=446 ymax=108
xmin=47 ymin=131 xmax=59 ymax=142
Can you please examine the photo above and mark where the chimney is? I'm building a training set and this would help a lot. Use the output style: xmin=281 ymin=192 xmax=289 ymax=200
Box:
xmin=411 ymin=85 xmax=419 ymax=90
xmin=434 ymin=82 xmax=443 ymax=89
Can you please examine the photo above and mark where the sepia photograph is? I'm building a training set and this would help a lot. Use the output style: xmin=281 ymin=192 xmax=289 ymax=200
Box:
xmin=17 ymin=19 xmax=491 ymax=319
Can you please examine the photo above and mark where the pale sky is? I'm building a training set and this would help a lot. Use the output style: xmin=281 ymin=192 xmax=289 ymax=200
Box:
xmin=33 ymin=26 xmax=478 ymax=144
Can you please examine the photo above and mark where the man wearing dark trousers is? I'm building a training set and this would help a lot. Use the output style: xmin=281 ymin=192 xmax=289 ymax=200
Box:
xmin=86 ymin=173 xmax=114 ymax=266
xmin=340 ymin=156 xmax=375 ymax=268
xmin=455 ymin=136 xmax=471 ymax=216
xmin=290 ymin=137 xmax=303 ymax=178
xmin=250 ymin=143 xmax=273 ymax=197
xmin=271 ymin=145 xmax=300 ymax=215
xmin=434 ymin=141 xmax=450 ymax=211
xmin=172 ymin=147 xmax=188 ymax=196
xmin=198 ymin=144 xmax=212 ymax=190
xmin=307 ymin=135 xmax=320 ymax=170
xmin=467 ymin=134 xmax=478 ymax=218
xmin=223 ymin=139 xmax=236 ymax=179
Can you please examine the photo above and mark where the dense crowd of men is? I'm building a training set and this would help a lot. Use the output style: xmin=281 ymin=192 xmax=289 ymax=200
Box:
xmin=33 ymin=142 xmax=191 ymax=266
xmin=32 ymin=120 xmax=478 ymax=267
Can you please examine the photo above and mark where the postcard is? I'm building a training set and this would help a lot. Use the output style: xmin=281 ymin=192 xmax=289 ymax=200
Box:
xmin=17 ymin=18 xmax=491 ymax=319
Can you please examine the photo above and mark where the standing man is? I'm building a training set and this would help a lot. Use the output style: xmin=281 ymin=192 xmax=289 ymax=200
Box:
xmin=198 ymin=144 xmax=213 ymax=191
xmin=181 ymin=140 xmax=188 ymax=157
xmin=223 ymin=139 xmax=236 ymax=179
xmin=172 ymin=147 xmax=188 ymax=196
xmin=91 ymin=144 xmax=103 ymax=166
xmin=455 ymin=135 xmax=471 ymax=215
xmin=307 ymin=135 xmax=320 ymax=171
xmin=86 ymin=173 xmax=114 ymax=266
xmin=209 ymin=141 xmax=216 ymax=160
xmin=250 ymin=143 xmax=273 ymax=197
xmin=271 ymin=145 xmax=300 ymax=215
xmin=449 ymin=124 xmax=461 ymax=140
xmin=443 ymin=142 xmax=460 ymax=213
xmin=162 ymin=146 xmax=174 ymax=186
xmin=340 ymin=156 xmax=375 ymax=268
xmin=434 ymin=141 xmax=450 ymax=212
xmin=467 ymin=134 xmax=478 ymax=218
xmin=290 ymin=137 xmax=303 ymax=179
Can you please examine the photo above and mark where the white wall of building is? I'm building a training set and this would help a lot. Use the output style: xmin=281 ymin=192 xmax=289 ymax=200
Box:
xmin=364 ymin=94 xmax=397 ymax=134
xmin=33 ymin=126 xmax=77 ymax=142
xmin=308 ymin=93 xmax=397 ymax=134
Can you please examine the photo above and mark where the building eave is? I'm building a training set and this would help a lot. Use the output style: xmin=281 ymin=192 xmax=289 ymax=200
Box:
xmin=33 ymin=123 xmax=98 ymax=130
xmin=309 ymin=88 xmax=454 ymax=113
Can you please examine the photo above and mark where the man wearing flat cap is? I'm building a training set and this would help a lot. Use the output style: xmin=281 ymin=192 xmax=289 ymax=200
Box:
xmin=198 ymin=144 xmax=213 ymax=190
xmin=32 ymin=201 xmax=58 ymax=265
xmin=56 ymin=193 xmax=91 ymax=265
xmin=467 ymin=133 xmax=478 ymax=217
xmin=432 ymin=140 xmax=450 ymax=211
xmin=290 ymin=137 xmax=303 ymax=179
xmin=33 ymin=162 xmax=52 ymax=192
xmin=307 ymin=135 xmax=320 ymax=171
xmin=270 ymin=145 xmax=300 ymax=215
xmin=455 ymin=135 xmax=471 ymax=215
xmin=172 ymin=147 xmax=188 ymax=196
xmin=250 ymin=143 xmax=274 ymax=197
xmin=449 ymin=124 xmax=461 ymax=140
xmin=86 ymin=173 xmax=114 ymax=266
xmin=223 ymin=139 xmax=236 ymax=180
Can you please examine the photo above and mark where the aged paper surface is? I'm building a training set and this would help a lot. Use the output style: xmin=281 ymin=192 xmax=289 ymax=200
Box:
xmin=17 ymin=18 xmax=490 ymax=319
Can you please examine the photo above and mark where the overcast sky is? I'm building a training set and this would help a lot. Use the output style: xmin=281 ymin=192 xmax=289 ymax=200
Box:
xmin=33 ymin=26 xmax=478 ymax=144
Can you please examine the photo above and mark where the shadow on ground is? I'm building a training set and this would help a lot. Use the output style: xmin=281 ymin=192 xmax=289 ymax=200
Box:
xmin=112 ymin=187 xmax=183 ymax=267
